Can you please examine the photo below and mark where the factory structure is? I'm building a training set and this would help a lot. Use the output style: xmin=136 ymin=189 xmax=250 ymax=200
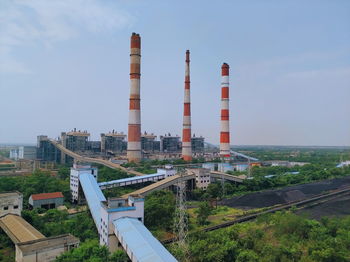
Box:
xmin=26 ymin=32 xmax=237 ymax=166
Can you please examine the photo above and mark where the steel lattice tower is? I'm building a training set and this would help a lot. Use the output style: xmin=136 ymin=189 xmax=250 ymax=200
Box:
xmin=173 ymin=169 xmax=188 ymax=255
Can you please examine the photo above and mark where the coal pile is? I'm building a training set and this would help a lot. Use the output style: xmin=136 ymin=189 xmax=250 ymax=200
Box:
xmin=220 ymin=176 xmax=350 ymax=210
xmin=296 ymin=194 xmax=350 ymax=220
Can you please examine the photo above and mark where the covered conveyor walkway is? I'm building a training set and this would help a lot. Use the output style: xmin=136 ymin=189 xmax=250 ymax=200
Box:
xmin=113 ymin=217 xmax=177 ymax=262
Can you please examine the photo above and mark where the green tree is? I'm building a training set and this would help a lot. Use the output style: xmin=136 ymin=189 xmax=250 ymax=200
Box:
xmin=195 ymin=201 xmax=213 ymax=225
xmin=144 ymin=190 xmax=175 ymax=230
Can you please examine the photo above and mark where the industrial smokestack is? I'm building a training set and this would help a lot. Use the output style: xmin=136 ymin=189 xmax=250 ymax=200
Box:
xmin=182 ymin=50 xmax=192 ymax=161
xmin=220 ymin=63 xmax=231 ymax=158
xmin=127 ymin=33 xmax=142 ymax=162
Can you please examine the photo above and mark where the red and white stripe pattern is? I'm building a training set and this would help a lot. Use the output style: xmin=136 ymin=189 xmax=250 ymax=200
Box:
xmin=182 ymin=50 xmax=192 ymax=161
xmin=220 ymin=63 xmax=231 ymax=158
xmin=127 ymin=33 xmax=142 ymax=162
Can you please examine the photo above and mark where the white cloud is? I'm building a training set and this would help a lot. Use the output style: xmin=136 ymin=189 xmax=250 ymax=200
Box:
xmin=0 ymin=0 xmax=134 ymax=74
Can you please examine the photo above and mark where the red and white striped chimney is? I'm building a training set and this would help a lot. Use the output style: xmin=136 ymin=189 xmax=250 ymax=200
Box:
xmin=127 ymin=33 xmax=142 ymax=162
xmin=220 ymin=63 xmax=231 ymax=158
xmin=182 ymin=50 xmax=192 ymax=161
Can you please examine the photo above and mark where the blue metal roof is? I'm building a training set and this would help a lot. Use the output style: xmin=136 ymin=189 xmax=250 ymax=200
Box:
xmin=98 ymin=173 xmax=162 ymax=187
xmin=79 ymin=173 xmax=106 ymax=227
xmin=113 ymin=217 xmax=177 ymax=262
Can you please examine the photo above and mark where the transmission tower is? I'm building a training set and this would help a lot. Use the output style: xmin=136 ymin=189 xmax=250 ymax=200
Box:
xmin=173 ymin=168 xmax=188 ymax=255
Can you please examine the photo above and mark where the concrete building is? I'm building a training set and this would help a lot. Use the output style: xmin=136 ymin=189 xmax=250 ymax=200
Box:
xmin=99 ymin=195 xmax=144 ymax=249
xmin=0 ymin=214 xmax=79 ymax=262
xmin=36 ymin=135 xmax=61 ymax=163
xmin=61 ymin=129 xmax=90 ymax=152
xmin=141 ymin=132 xmax=159 ymax=153
xmin=16 ymin=234 xmax=79 ymax=262
xmin=188 ymin=168 xmax=211 ymax=190
xmin=191 ymin=135 xmax=205 ymax=153
xmin=87 ymin=141 xmax=101 ymax=153
xmin=10 ymin=146 xmax=37 ymax=160
xmin=70 ymin=164 xmax=98 ymax=203
xmin=101 ymin=132 xmax=127 ymax=154
xmin=0 ymin=192 xmax=23 ymax=217
xmin=160 ymin=134 xmax=181 ymax=153
xmin=29 ymin=192 xmax=64 ymax=209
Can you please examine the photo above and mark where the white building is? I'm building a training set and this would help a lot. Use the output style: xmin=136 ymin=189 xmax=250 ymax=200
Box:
xmin=9 ymin=146 xmax=36 ymax=160
xmin=188 ymin=168 xmax=211 ymax=190
xmin=156 ymin=164 xmax=176 ymax=177
xmin=99 ymin=195 xmax=144 ymax=251
xmin=70 ymin=164 xmax=98 ymax=203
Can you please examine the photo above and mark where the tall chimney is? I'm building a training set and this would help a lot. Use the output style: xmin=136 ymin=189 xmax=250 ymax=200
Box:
xmin=127 ymin=33 xmax=142 ymax=162
xmin=182 ymin=50 xmax=192 ymax=161
xmin=220 ymin=63 xmax=231 ymax=158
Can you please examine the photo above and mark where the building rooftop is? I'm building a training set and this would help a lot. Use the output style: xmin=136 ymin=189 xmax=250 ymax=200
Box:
xmin=66 ymin=131 xmax=90 ymax=136
xmin=0 ymin=214 xmax=45 ymax=244
xmin=0 ymin=191 xmax=22 ymax=198
xmin=113 ymin=217 xmax=177 ymax=262
xmin=31 ymin=192 xmax=64 ymax=201
xmin=17 ymin=234 xmax=79 ymax=253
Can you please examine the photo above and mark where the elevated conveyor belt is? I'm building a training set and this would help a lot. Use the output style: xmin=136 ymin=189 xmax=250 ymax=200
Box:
xmin=122 ymin=174 xmax=196 ymax=198
xmin=113 ymin=217 xmax=177 ymax=262
xmin=210 ymin=171 xmax=246 ymax=183
xmin=231 ymin=150 xmax=259 ymax=161
xmin=49 ymin=139 xmax=144 ymax=176
xmin=0 ymin=214 xmax=45 ymax=244
xmin=98 ymin=173 xmax=166 ymax=190
xmin=79 ymin=173 xmax=106 ymax=228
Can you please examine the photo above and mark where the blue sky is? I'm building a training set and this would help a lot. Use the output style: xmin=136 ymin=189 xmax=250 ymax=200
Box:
xmin=1 ymin=0 xmax=349 ymax=146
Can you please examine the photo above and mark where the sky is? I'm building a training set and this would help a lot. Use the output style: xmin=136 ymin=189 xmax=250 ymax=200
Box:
xmin=1 ymin=0 xmax=349 ymax=146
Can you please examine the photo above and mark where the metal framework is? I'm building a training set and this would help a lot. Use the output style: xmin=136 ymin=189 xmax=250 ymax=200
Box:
xmin=173 ymin=169 xmax=188 ymax=255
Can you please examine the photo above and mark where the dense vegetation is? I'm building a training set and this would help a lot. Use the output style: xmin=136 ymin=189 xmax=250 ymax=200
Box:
xmin=237 ymin=146 xmax=350 ymax=164
xmin=0 ymin=170 xmax=70 ymax=207
xmin=170 ymin=211 xmax=350 ymax=262
xmin=0 ymin=147 xmax=349 ymax=261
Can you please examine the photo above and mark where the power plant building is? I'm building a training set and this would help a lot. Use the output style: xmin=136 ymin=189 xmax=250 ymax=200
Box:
xmin=141 ymin=132 xmax=160 ymax=153
xmin=61 ymin=130 xmax=90 ymax=152
xmin=36 ymin=136 xmax=61 ymax=162
xmin=191 ymin=135 xmax=205 ymax=153
xmin=160 ymin=134 xmax=181 ymax=153
xmin=101 ymin=132 xmax=126 ymax=154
